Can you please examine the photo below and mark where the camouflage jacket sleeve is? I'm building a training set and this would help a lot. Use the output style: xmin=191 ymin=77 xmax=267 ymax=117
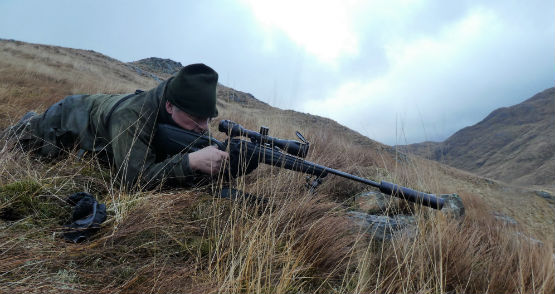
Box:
xmin=108 ymin=108 xmax=208 ymax=190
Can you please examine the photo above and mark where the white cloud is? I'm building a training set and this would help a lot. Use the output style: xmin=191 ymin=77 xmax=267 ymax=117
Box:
xmin=242 ymin=0 xmax=361 ymax=65
xmin=301 ymin=8 xmax=507 ymax=144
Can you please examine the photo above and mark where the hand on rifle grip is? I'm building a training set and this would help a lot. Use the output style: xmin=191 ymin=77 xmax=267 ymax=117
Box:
xmin=188 ymin=145 xmax=229 ymax=176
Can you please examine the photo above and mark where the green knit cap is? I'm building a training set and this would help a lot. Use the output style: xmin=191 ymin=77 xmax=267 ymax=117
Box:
xmin=166 ymin=63 xmax=219 ymax=118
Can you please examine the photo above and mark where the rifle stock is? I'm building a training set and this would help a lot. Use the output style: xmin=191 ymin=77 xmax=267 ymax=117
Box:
xmin=152 ymin=123 xmax=225 ymax=160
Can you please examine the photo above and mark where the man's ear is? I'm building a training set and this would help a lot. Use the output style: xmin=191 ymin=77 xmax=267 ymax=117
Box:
xmin=165 ymin=101 xmax=174 ymax=114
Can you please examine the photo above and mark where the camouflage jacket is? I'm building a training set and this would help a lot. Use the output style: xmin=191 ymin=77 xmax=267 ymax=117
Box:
xmin=33 ymin=79 xmax=206 ymax=190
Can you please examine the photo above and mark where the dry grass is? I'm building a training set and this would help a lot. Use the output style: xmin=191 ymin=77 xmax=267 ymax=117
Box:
xmin=1 ymin=139 xmax=553 ymax=293
xmin=351 ymin=194 xmax=554 ymax=293
xmin=1 ymin=39 xmax=554 ymax=293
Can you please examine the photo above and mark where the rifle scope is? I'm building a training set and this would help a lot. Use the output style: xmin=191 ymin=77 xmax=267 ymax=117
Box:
xmin=219 ymin=120 xmax=310 ymax=158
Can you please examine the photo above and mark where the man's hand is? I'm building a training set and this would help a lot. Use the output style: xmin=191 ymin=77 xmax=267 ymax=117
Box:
xmin=188 ymin=145 xmax=229 ymax=175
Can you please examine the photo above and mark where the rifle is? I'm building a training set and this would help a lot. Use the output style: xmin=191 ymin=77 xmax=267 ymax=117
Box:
xmin=153 ymin=120 xmax=445 ymax=210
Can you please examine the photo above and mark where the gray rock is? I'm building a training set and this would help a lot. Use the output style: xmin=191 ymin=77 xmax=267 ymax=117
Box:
xmin=149 ymin=73 xmax=162 ymax=83
xmin=513 ymin=231 xmax=543 ymax=246
xmin=132 ymin=65 xmax=145 ymax=76
xmin=354 ymin=191 xmax=388 ymax=214
xmin=133 ymin=57 xmax=183 ymax=75
xmin=535 ymin=190 xmax=553 ymax=200
xmin=395 ymin=152 xmax=411 ymax=164
xmin=439 ymin=193 xmax=465 ymax=219
xmin=127 ymin=64 xmax=163 ymax=83
xmin=228 ymin=92 xmax=245 ymax=103
xmin=483 ymin=178 xmax=496 ymax=185
xmin=493 ymin=212 xmax=518 ymax=225
xmin=353 ymin=191 xmax=405 ymax=214
xmin=348 ymin=211 xmax=417 ymax=241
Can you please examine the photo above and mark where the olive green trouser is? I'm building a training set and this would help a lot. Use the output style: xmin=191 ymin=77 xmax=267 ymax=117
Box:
xmin=7 ymin=95 xmax=88 ymax=158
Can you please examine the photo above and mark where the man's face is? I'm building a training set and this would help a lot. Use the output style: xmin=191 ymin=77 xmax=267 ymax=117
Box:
xmin=165 ymin=101 xmax=210 ymax=134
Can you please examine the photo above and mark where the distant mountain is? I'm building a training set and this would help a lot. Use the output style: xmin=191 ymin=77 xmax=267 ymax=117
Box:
xmin=400 ymin=88 xmax=555 ymax=187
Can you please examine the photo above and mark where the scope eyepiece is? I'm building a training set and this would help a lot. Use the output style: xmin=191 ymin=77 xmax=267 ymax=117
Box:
xmin=219 ymin=120 xmax=245 ymax=137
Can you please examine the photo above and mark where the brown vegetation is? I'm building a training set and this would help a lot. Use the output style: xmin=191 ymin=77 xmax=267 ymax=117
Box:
xmin=1 ymin=39 xmax=554 ymax=293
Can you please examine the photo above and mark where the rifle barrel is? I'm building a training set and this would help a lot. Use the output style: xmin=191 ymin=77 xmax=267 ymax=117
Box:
xmin=313 ymin=164 xmax=443 ymax=209
xmin=260 ymin=144 xmax=444 ymax=210
xmin=323 ymin=168 xmax=380 ymax=187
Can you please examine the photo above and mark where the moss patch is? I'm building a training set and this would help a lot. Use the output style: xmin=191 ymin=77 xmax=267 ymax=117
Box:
xmin=0 ymin=179 xmax=69 ymax=221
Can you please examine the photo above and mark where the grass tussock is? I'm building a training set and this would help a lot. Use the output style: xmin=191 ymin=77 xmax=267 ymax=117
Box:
xmin=351 ymin=194 xmax=554 ymax=293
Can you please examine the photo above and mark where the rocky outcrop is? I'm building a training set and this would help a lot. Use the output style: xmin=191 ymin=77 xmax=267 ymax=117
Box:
xmin=129 ymin=57 xmax=183 ymax=77
xmin=493 ymin=212 xmax=518 ymax=226
xmin=353 ymin=191 xmax=399 ymax=215
xmin=127 ymin=57 xmax=184 ymax=82
xmin=349 ymin=191 xmax=464 ymax=241
xmin=439 ymin=193 xmax=465 ymax=219
xmin=126 ymin=64 xmax=163 ymax=83
xmin=535 ymin=190 xmax=555 ymax=206
xmin=348 ymin=211 xmax=417 ymax=241
xmin=535 ymin=190 xmax=553 ymax=200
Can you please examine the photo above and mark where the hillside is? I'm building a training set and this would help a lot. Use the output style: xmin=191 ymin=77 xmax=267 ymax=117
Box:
xmin=401 ymin=88 xmax=555 ymax=188
xmin=1 ymin=39 xmax=554 ymax=293
xmin=0 ymin=39 xmax=159 ymax=126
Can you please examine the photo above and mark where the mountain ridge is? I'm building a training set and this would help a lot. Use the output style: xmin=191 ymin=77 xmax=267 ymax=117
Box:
xmin=399 ymin=87 xmax=555 ymax=187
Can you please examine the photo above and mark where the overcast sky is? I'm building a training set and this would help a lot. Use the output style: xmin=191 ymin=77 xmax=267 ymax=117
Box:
xmin=1 ymin=0 xmax=553 ymax=145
